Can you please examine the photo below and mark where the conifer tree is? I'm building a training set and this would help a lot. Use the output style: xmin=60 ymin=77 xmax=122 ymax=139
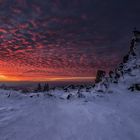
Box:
xmin=36 ymin=83 xmax=42 ymax=92
xmin=43 ymin=83 xmax=49 ymax=92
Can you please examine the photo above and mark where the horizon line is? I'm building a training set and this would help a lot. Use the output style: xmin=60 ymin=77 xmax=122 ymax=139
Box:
xmin=0 ymin=77 xmax=96 ymax=82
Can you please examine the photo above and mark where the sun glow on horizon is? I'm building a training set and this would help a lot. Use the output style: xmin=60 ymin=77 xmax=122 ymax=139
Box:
xmin=0 ymin=74 xmax=7 ymax=81
xmin=0 ymin=75 xmax=96 ymax=82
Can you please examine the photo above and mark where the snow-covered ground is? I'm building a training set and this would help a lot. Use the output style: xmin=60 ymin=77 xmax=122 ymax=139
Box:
xmin=0 ymin=88 xmax=140 ymax=140
xmin=0 ymin=43 xmax=140 ymax=140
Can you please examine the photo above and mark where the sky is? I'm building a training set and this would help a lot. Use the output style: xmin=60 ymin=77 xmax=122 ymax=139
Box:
xmin=0 ymin=0 xmax=140 ymax=81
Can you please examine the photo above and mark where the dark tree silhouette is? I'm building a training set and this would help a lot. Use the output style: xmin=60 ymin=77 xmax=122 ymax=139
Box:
xmin=95 ymin=70 xmax=106 ymax=83
xmin=36 ymin=83 xmax=42 ymax=92
xmin=43 ymin=83 xmax=49 ymax=92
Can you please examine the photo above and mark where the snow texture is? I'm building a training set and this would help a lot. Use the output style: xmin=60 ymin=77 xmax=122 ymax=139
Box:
xmin=0 ymin=40 xmax=140 ymax=140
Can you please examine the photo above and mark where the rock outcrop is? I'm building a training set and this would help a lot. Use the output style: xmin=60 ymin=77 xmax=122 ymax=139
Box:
xmin=94 ymin=29 xmax=140 ymax=93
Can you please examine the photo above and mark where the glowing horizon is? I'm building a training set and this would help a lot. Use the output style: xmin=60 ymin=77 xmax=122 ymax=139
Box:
xmin=0 ymin=0 xmax=139 ymax=81
xmin=0 ymin=73 xmax=96 ymax=82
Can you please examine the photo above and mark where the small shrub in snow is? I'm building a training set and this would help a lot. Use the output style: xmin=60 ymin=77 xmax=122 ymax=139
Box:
xmin=128 ymin=84 xmax=140 ymax=91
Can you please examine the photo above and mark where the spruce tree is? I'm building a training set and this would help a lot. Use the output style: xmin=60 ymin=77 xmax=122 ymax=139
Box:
xmin=37 ymin=83 xmax=42 ymax=92
xmin=43 ymin=83 xmax=49 ymax=92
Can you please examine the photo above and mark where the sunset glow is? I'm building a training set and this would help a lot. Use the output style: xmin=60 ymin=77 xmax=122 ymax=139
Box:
xmin=0 ymin=0 xmax=139 ymax=81
xmin=0 ymin=75 xmax=96 ymax=82
xmin=0 ymin=74 xmax=7 ymax=81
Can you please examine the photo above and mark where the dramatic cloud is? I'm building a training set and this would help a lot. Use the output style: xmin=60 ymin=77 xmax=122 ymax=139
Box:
xmin=0 ymin=0 xmax=140 ymax=81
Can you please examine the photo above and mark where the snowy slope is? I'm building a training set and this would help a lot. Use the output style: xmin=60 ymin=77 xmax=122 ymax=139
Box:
xmin=0 ymin=89 xmax=140 ymax=140
xmin=0 ymin=40 xmax=140 ymax=140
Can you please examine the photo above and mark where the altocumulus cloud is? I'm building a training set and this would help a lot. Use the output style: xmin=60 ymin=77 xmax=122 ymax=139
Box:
xmin=0 ymin=0 xmax=140 ymax=80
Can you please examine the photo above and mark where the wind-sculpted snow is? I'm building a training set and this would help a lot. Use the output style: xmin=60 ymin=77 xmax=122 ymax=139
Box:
xmin=0 ymin=88 xmax=140 ymax=140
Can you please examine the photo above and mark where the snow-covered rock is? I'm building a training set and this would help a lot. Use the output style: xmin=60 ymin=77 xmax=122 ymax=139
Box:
xmin=94 ymin=34 xmax=140 ymax=93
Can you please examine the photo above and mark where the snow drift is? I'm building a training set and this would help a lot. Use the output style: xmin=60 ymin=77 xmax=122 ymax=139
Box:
xmin=0 ymin=32 xmax=140 ymax=140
